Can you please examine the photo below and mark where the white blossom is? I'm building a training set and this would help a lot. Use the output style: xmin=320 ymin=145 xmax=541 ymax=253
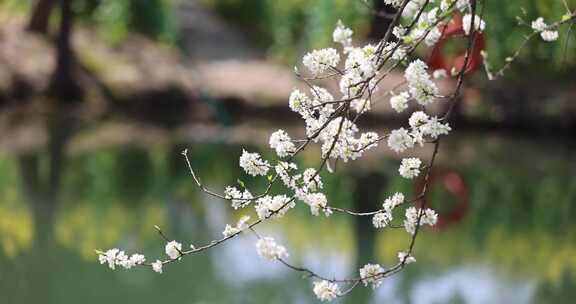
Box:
xmin=398 ymin=251 xmax=416 ymax=264
xmin=404 ymin=206 xmax=419 ymax=234
xmin=422 ymin=208 xmax=439 ymax=226
xmin=420 ymin=116 xmax=451 ymax=139
xmin=462 ymin=14 xmax=486 ymax=35
xmin=456 ymin=0 xmax=471 ymax=11
xmin=119 ymin=253 xmax=146 ymax=269
xmin=351 ymin=98 xmax=371 ymax=114
xmin=237 ymin=215 xmax=251 ymax=230
xmin=223 ymin=215 xmax=250 ymax=237
xmin=165 ymin=241 xmax=182 ymax=260
xmin=98 ymin=249 xmax=147 ymax=270
xmin=372 ymin=212 xmax=392 ymax=228
xmin=256 ymin=237 xmax=288 ymax=260
xmin=275 ymin=161 xmax=300 ymax=190
xmin=390 ymin=92 xmax=410 ymax=113
xmin=409 ymin=111 xmax=429 ymax=129
xmin=98 ymin=248 xmax=120 ymax=270
xmin=387 ymin=128 xmax=414 ymax=153
xmin=222 ymin=224 xmax=239 ymax=237
xmin=531 ymin=17 xmax=547 ymax=32
xmin=359 ymin=263 xmax=385 ymax=289
xmin=289 ymin=89 xmax=311 ymax=117
xmin=383 ymin=42 xmax=407 ymax=61
xmin=302 ymin=168 xmax=323 ymax=192
xmin=541 ymin=30 xmax=559 ymax=42
xmin=399 ymin=157 xmax=422 ymax=179
xmin=255 ymin=195 xmax=294 ymax=220
xmin=441 ymin=0 xmax=470 ymax=12
xmin=303 ymin=48 xmax=340 ymax=76
xmin=239 ymin=149 xmax=270 ymax=176
xmin=425 ymin=26 xmax=442 ymax=46
xmin=404 ymin=207 xmax=438 ymax=234
xmin=152 ymin=260 xmax=163 ymax=273
xmin=392 ymin=26 xmax=407 ymax=39
xmin=356 ymin=44 xmax=379 ymax=77
xmin=304 ymin=192 xmax=331 ymax=216
xmin=333 ymin=20 xmax=353 ymax=48
xmin=383 ymin=192 xmax=404 ymax=212
xmin=405 ymin=60 xmax=438 ymax=105
xmin=358 ymin=132 xmax=379 ymax=152
xmin=269 ymin=129 xmax=296 ymax=158
xmin=403 ymin=0 xmax=426 ymax=19
xmin=313 ymin=280 xmax=340 ymax=302
xmin=224 ymin=186 xmax=253 ymax=209
xmin=316 ymin=117 xmax=366 ymax=162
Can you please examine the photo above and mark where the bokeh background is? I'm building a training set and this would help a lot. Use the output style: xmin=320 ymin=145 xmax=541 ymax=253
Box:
xmin=1 ymin=0 xmax=575 ymax=303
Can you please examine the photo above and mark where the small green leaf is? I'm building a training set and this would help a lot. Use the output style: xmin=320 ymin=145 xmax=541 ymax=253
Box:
xmin=237 ymin=179 xmax=246 ymax=188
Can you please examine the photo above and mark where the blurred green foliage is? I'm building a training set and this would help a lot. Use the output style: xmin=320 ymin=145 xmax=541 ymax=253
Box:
xmin=204 ymin=0 xmax=576 ymax=69
xmin=201 ymin=0 xmax=371 ymax=62
xmin=80 ymin=0 xmax=177 ymax=44
xmin=0 ymin=0 xmax=178 ymax=44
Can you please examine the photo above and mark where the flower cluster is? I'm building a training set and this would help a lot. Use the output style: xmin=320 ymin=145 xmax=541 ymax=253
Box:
xmin=333 ymin=20 xmax=353 ymax=49
xmin=398 ymin=251 xmax=417 ymax=264
xmin=404 ymin=59 xmax=439 ymax=105
xmin=313 ymin=280 xmax=340 ymax=302
xmin=359 ymin=263 xmax=385 ymax=289
xmin=373 ymin=193 xmax=405 ymax=229
xmin=239 ymin=150 xmax=270 ymax=176
xmin=531 ymin=17 xmax=559 ymax=42
xmin=256 ymin=237 xmax=288 ymax=260
xmin=255 ymin=195 xmax=294 ymax=220
xmin=97 ymin=1 xmax=572 ymax=300
xmin=98 ymin=249 xmax=146 ymax=270
xmin=404 ymin=207 xmax=438 ymax=234
xmin=399 ymin=157 xmax=422 ymax=179
xmin=222 ymin=216 xmax=251 ymax=237
xmin=269 ymin=129 xmax=296 ymax=158
xmin=224 ymin=186 xmax=253 ymax=209
xmin=390 ymin=91 xmax=410 ymax=113
xmin=303 ymin=48 xmax=340 ymax=76
xmin=165 ymin=240 xmax=182 ymax=260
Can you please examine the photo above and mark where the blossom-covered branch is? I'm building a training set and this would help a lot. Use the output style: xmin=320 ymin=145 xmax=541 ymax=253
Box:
xmin=96 ymin=0 xmax=574 ymax=301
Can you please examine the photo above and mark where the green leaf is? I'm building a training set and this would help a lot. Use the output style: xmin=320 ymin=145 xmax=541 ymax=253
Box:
xmin=237 ymin=179 xmax=246 ymax=189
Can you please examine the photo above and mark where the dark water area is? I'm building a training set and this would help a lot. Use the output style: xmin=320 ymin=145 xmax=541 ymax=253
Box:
xmin=0 ymin=112 xmax=575 ymax=304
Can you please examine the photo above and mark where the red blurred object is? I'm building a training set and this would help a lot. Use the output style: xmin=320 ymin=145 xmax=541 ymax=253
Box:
xmin=415 ymin=167 xmax=469 ymax=229
xmin=428 ymin=14 xmax=485 ymax=75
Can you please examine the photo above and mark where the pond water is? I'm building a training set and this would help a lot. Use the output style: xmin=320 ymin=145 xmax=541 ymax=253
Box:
xmin=0 ymin=118 xmax=575 ymax=304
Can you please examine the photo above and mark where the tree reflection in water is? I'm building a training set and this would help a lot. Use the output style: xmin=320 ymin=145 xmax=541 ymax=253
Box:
xmin=0 ymin=120 xmax=575 ymax=303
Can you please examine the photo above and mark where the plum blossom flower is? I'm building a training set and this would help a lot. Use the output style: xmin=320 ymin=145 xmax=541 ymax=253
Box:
xmin=303 ymin=48 xmax=340 ymax=76
xmin=313 ymin=280 xmax=340 ymax=301
xmin=152 ymin=260 xmax=163 ymax=273
xmin=399 ymin=158 xmax=422 ymax=179
xmin=239 ymin=150 xmax=270 ymax=176
xmin=390 ymin=92 xmax=410 ymax=113
xmin=333 ymin=20 xmax=353 ymax=48
xmin=165 ymin=241 xmax=182 ymax=260
xmin=373 ymin=212 xmax=392 ymax=228
xmin=269 ymin=129 xmax=296 ymax=158
xmin=359 ymin=263 xmax=385 ymax=288
xmin=388 ymin=128 xmax=414 ymax=153
xmin=398 ymin=251 xmax=416 ymax=264
xmin=256 ymin=237 xmax=288 ymax=260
